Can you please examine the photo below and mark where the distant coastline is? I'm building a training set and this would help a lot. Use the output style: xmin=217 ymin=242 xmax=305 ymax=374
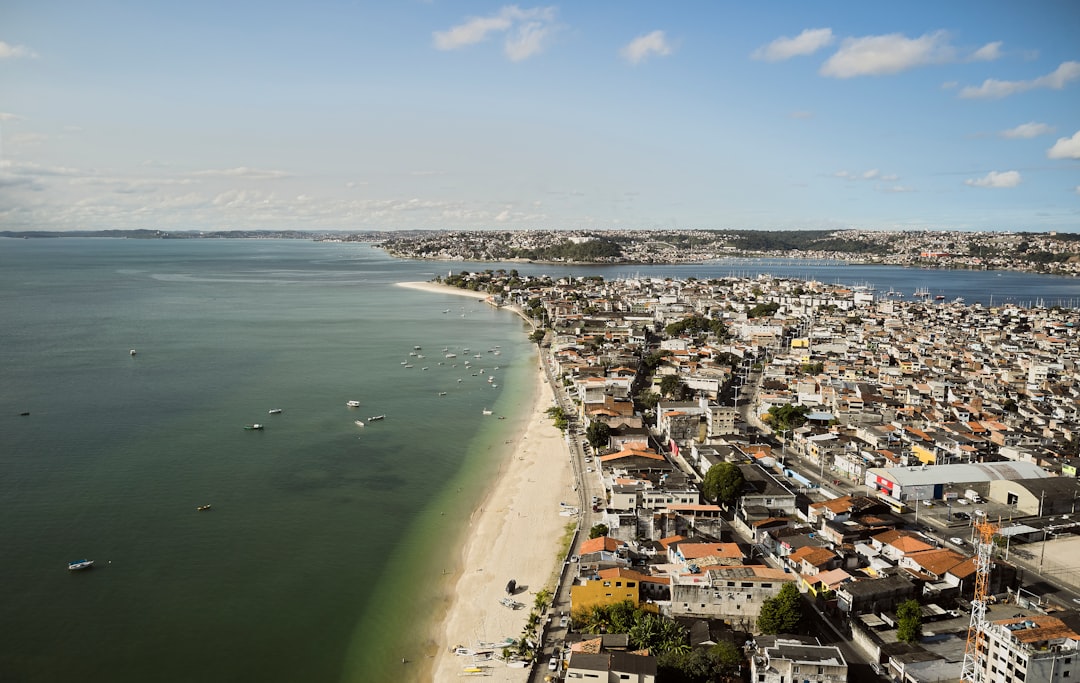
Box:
xmin=7 ymin=229 xmax=1079 ymax=277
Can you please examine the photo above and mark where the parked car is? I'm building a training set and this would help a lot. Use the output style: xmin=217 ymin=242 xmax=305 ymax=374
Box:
xmin=954 ymin=511 xmax=970 ymax=520
xmin=949 ymin=537 xmax=966 ymax=546
xmin=548 ymin=657 xmax=559 ymax=671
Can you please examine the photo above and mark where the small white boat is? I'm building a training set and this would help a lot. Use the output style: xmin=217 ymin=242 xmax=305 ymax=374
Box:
xmin=129 ymin=349 xmax=137 ymax=356
xmin=243 ymin=424 xmax=264 ymax=431
xmin=197 ymin=504 xmax=212 ymax=511
xmin=414 ymin=346 xmax=422 ymax=350
xmin=354 ymin=420 xmax=365 ymax=427
xmin=346 ymin=400 xmax=361 ymax=408
xmin=368 ymin=415 xmax=385 ymax=422
xmin=68 ymin=559 xmax=94 ymax=571
xmin=445 ymin=353 xmax=456 ymax=358
xmin=482 ymin=409 xmax=493 ymax=415
xmin=268 ymin=408 xmax=283 ymax=415
xmin=438 ymin=391 xmax=447 ymax=396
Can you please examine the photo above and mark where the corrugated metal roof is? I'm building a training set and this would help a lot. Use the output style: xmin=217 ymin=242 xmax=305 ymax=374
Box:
xmin=869 ymin=461 xmax=1049 ymax=487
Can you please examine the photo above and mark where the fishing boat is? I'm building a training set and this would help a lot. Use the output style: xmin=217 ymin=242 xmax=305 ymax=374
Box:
xmin=268 ymin=408 xmax=283 ymax=414
xmin=243 ymin=424 xmax=264 ymax=430
xmin=445 ymin=353 xmax=456 ymax=358
xmin=438 ymin=391 xmax=447 ymax=396
xmin=368 ymin=415 xmax=385 ymax=422
xmin=346 ymin=400 xmax=361 ymax=407
xmin=197 ymin=504 xmax=212 ymax=511
xmin=68 ymin=559 xmax=94 ymax=571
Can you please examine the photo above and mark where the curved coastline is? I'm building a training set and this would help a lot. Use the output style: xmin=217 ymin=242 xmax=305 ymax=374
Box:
xmin=396 ymin=280 xmax=574 ymax=682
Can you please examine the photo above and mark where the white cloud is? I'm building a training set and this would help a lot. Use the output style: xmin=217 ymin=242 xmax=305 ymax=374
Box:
xmin=821 ymin=31 xmax=954 ymax=78
xmin=753 ymin=28 xmax=833 ymax=62
xmin=191 ymin=167 xmax=291 ymax=179
xmin=970 ymin=41 xmax=1003 ymax=62
xmin=433 ymin=6 xmax=557 ymax=61
xmin=1075 ymin=185 xmax=1080 ymax=196
xmin=0 ymin=112 xmax=24 ymax=121
xmin=10 ymin=132 xmax=47 ymax=145
xmin=965 ymin=170 xmax=1021 ymax=188
xmin=959 ymin=61 xmax=1080 ymax=99
xmin=433 ymin=15 xmax=512 ymax=50
xmin=880 ymin=184 xmax=914 ymax=193
xmin=505 ymin=19 xmax=553 ymax=61
xmin=1048 ymin=130 xmax=1080 ymax=159
xmin=834 ymin=169 xmax=894 ymax=181
xmin=1000 ymin=122 xmax=1055 ymax=139
xmin=620 ymin=30 xmax=673 ymax=65
xmin=0 ymin=41 xmax=37 ymax=59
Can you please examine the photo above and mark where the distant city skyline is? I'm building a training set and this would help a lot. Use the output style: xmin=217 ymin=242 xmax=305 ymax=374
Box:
xmin=1 ymin=1 xmax=1078 ymax=232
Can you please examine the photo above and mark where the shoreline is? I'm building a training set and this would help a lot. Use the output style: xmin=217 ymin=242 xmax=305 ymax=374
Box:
xmin=397 ymin=280 xmax=495 ymax=300
xmin=400 ymin=280 xmax=573 ymax=681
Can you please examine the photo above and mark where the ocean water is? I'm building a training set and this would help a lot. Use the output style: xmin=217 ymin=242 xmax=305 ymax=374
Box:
xmin=0 ymin=239 xmax=532 ymax=683
xmin=2 ymin=238 xmax=1077 ymax=683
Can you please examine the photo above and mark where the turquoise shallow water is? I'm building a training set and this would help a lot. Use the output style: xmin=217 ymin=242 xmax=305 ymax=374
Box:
xmin=0 ymin=239 xmax=532 ymax=682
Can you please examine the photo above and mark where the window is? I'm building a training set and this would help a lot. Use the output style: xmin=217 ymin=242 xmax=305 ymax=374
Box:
xmin=627 ymin=582 xmax=636 ymax=588
xmin=762 ymin=583 xmax=772 ymax=588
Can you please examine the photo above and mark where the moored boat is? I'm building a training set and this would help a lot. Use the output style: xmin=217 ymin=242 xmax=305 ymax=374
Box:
xmin=268 ymin=408 xmax=283 ymax=414
xmin=368 ymin=415 xmax=385 ymax=421
xmin=243 ymin=424 xmax=264 ymax=430
xmin=354 ymin=420 xmax=365 ymax=427
xmin=482 ymin=409 xmax=493 ymax=415
xmin=346 ymin=400 xmax=361 ymax=407
xmin=68 ymin=559 xmax=94 ymax=571
xmin=197 ymin=504 xmax=212 ymax=511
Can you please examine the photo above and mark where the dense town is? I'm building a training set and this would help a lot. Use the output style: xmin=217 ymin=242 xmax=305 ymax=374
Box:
xmin=450 ymin=268 xmax=1080 ymax=683
xmin=382 ymin=228 xmax=1080 ymax=276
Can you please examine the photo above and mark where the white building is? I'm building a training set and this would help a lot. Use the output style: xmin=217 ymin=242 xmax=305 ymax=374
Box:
xmin=975 ymin=615 xmax=1079 ymax=683
xmin=750 ymin=635 xmax=848 ymax=683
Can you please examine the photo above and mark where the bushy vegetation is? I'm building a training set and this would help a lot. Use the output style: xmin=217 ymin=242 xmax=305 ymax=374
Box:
xmin=757 ymin=583 xmax=803 ymax=634
xmin=702 ymin=462 xmax=745 ymax=506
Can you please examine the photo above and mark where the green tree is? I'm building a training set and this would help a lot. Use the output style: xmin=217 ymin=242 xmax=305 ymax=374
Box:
xmin=897 ymin=599 xmax=922 ymax=644
xmin=710 ymin=641 xmax=744 ymax=681
xmin=659 ymin=374 xmax=683 ymax=398
xmin=757 ymin=583 xmax=802 ymax=634
xmin=586 ymin=421 xmax=611 ymax=450
xmin=635 ymin=391 xmax=660 ymax=411
xmin=589 ymin=523 xmax=609 ymax=539
xmin=546 ymin=405 xmax=569 ymax=431
xmin=701 ymin=462 xmax=745 ymax=507
xmin=528 ymin=329 xmax=546 ymax=345
xmin=765 ymin=403 xmax=811 ymax=432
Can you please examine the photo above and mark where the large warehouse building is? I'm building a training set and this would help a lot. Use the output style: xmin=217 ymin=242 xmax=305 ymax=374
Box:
xmin=865 ymin=462 xmax=1050 ymax=503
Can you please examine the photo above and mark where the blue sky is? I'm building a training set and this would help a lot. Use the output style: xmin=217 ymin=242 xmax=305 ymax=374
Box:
xmin=1 ymin=1 xmax=1078 ymax=232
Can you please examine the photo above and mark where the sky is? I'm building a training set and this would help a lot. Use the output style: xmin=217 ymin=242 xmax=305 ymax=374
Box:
xmin=1 ymin=1 xmax=1079 ymax=233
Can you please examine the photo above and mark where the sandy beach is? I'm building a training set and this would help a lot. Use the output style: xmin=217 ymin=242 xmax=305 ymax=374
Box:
xmin=398 ymin=280 xmax=496 ymax=300
xmin=398 ymin=280 xmax=575 ymax=681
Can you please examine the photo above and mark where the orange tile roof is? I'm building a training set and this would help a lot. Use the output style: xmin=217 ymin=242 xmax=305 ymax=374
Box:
xmin=788 ymin=545 xmax=838 ymax=567
xmin=991 ymin=615 xmax=1080 ymax=643
xmin=579 ymin=536 xmax=622 ymax=555
xmin=658 ymin=535 xmax=686 ymax=549
xmin=678 ymin=542 xmax=743 ymax=560
xmin=907 ymin=548 xmax=967 ymax=576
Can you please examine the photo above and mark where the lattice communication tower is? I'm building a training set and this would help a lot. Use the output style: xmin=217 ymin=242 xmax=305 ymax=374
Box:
xmin=959 ymin=514 xmax=998 ymax=683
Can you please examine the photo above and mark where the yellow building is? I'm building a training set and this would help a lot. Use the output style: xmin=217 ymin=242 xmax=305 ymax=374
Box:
xmin=571 ymin=575 xmax=640 ymax=612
